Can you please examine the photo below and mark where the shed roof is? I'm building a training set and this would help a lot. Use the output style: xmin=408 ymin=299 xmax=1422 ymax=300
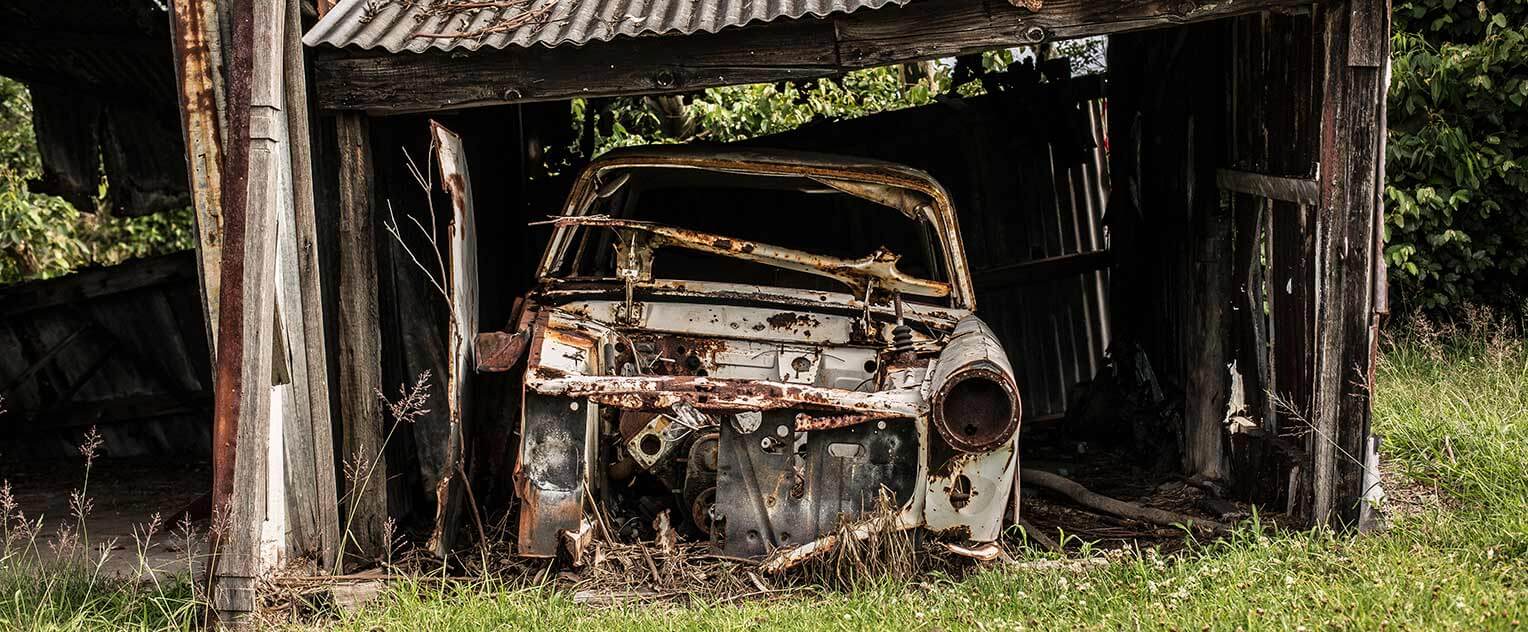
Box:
xmin=303 ymin=0 xmax=909 ymax=53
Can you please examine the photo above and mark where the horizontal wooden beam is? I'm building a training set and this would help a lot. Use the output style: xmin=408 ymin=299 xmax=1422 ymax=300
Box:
xmin=0 ymin=251 xmax=197 ymax=318
xmin=1216 ymin=168 xmax=1318 ymax=205
xmin=313 ymin=0 xmax=1310 ymax=114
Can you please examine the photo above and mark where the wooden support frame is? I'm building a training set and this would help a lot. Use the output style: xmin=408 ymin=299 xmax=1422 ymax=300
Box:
xmin=1307 ymin=0 xmax=1389 ymax=528
xmin=0 ymin=252 xmax=198 ymax=319
xmin=312 ymin=0 xmax=1311 ymax=114
xmin=210 ymin=0 xmax=283 ymax=622
xmin=335 ymin=112 xmax=388 ymax=564
xmin=274 ymin=0 xmax=342 ymax=570
xmin=1216 ymin=168 xmax=1319 ymax=206
xmin=168 ymin=0 xmax=228 ymax=352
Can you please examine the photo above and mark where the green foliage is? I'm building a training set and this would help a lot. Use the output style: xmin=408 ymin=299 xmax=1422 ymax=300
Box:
xmin=574 ymin=57 xmax=1046 ymax=155
xmin=1385 ymin=0 xmax=1528 ymax=309
xmin=0 ymin=77 xmax=194 ymax=286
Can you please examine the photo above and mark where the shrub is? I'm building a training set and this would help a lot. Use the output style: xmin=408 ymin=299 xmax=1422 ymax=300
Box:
xmin=1385 ymin=0 xmax=1528 ymax=310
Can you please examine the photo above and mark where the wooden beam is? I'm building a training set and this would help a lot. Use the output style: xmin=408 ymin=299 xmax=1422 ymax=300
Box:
xmin=312 ymin=0 xmax=1311 ymax=114
xmin=0 ymin=251 xmax=198 ymax=319
xmin=1307 ymin=0 xmax=1388 ymax=528
xmin=278 ymin=0 xmax=342 ymax=571
xmin=335 ymin=112 xmax=388 ymax=566
xmin=168 ymin=0 xmax=228 ymax=353
xmin=210 ymin=0 xmax=283 ymax=623
xmin=1216 ymin=168 xmax=1318 ymax=205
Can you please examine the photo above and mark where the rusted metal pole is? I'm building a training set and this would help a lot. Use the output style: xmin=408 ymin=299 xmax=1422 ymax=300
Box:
xmin=210 ymin=0 xmax=254 ymax=543
xmin=207 ymin=0 xmax=286 ymax=623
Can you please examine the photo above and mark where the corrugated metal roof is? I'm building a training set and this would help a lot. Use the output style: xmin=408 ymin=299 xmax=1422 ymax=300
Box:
xmin=303 ymin=0 xmax=909 ymax=53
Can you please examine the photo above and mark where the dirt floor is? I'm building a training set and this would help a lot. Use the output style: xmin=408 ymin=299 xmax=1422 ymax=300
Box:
xmin=0 ymin=456 xmax=211 ymax=578
xmin=1017 ymin=439 xmax=1263 ymax=553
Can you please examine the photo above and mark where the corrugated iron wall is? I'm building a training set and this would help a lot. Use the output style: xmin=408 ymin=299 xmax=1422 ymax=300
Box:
xmin=741 ymin=72 xmax=1112 ymax=422
xmin=0 ymin=252 xmax=212 ymax=458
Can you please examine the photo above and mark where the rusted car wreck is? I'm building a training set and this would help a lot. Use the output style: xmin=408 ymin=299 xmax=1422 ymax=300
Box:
xmin=477 ymin=147 xmax=1021 ymax=562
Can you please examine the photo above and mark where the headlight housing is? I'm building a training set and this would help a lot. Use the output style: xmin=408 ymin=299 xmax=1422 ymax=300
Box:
xmin=930 ymin=317 xmax=1021 ymax=452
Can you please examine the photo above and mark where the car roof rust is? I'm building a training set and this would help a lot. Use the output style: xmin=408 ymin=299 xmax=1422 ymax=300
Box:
xmin=586 ymin=145 xmax=957 ymax=206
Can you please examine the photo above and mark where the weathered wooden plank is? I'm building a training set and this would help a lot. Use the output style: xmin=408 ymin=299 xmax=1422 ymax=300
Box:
xmin=838 ymin=0 xmax=1310 ymax=68
xmin=0 ymin=251 xmax=198 ymax=318
xmin=1264 ymin=11 xmax=1318 ymax=467
xmin=312 ymin=0 xmax=1311 ymax=114
xmin=168 ymin=0 xmax=227 ymax=352
xmin=335 ymin=112 xmax=388 ymax=565
xmin=279 ymin=0 xmax=341 ymax=571
xmin=314 ymin=21 xmax=839 ymax=113
xmin=1307 ymin=0 xmax=1387 ymax=528
xmin=1216 ymin=168 xmax=1319 ymax=206
xmin=423 ymin=121 xmax=479 ymax=558
xmin=1220 ymin=13 xmax=1276 ymax=502
xmin=211 ymin=0 xmax=285 ymax=623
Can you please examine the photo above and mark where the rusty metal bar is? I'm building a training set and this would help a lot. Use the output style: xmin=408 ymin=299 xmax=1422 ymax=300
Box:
xmin=210 ymin=0 xmax=254 ymax=540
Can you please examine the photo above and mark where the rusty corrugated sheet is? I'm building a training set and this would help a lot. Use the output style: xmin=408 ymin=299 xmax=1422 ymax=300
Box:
xmin=302 ymin=0 xmax=909 ymax=53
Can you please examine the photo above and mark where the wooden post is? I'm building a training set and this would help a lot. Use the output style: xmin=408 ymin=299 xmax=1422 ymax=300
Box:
xmin=168 ymin=0 xmax=228 ymax=352
xmin=335 ymin=112 xmax=387 ymax=564
xmin=210 ymin=0 xmax=284 ymax=623
xmin=277 ymin=0 xmax=341 ymax=570
xmin=1308 ymin=0 xmax=1388 ymax=527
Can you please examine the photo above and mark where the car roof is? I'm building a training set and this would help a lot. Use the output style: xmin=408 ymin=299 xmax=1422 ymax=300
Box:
xmin=587 ymin=145 xmax=952 ymax=199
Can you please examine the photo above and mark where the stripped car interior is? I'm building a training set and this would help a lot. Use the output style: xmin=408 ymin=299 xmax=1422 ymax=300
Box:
xmin=480 ymin=146 xmax=1022 ymax=564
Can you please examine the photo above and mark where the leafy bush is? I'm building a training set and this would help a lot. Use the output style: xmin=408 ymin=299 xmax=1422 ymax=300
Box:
xmin=1385 ymin=0 xmax=1528 ymax=310
xmin=0 ymin=77 xmax=194 ymax=286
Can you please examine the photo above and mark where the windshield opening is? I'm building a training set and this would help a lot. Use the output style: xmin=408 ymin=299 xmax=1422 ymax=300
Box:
xmin=550 ymin=168 xmax=950 ymax=302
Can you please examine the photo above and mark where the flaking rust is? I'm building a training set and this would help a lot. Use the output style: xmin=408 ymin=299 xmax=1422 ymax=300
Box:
xmin=474 ymin=146 xmax=1020 ymax=563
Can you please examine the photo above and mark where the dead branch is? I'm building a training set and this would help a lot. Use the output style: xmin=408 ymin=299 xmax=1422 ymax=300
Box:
xmin=412 ymin=1 xmax=557 ymax=39
xmin=1019 ymin=468 xmax=1232 ymax=535
xmin=1013 ymin=517 xmax=1060 ymax=552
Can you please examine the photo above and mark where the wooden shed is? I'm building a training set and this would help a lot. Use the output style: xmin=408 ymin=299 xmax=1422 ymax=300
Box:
xmin=149 ymin=0 xmax=1389 ymax=623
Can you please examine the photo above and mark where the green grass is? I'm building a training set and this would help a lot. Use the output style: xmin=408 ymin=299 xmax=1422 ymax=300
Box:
xmin=0 ymin=563 xmax=201 ymax=631
xmin=4 ymin=327 xmax=1524 ymax=630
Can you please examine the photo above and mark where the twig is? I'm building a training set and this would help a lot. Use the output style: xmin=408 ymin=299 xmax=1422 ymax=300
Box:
xmin=1014 ymin=517 xmax=1060 ymax=552
xmin=695 ymin=553 xmax=761 ymax=565
xmin=412 ymin=1 xmax=557 ymax=39
xmin=457 ymin=463 xmax=490 ymax=560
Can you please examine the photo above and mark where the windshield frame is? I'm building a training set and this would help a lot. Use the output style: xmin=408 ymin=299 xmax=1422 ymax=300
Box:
xmin=534 ymin=148 xmax=977 ymax=310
